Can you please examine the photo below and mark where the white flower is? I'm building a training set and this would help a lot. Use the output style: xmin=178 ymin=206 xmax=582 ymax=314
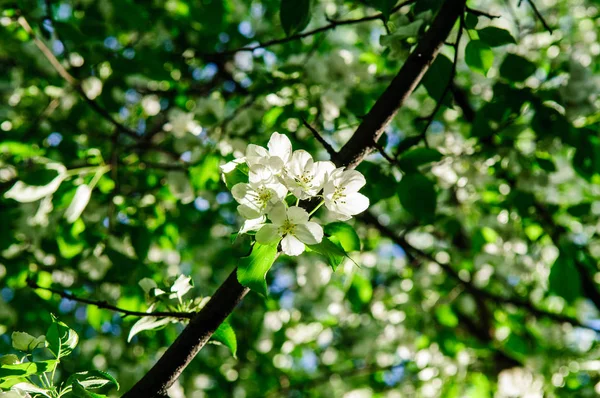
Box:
xmin=231 ymin=171 xmax=288 ymax=219
xmin=245 ymin=132 xmax=292 ymax=175
xmin=239 ymin=215 xmax=266 ymax=234
xmin=256 ymin=203 xmax=324 ymax=256
xmin=220 ymin=157 xmax=246 ymax=174
xmin=323 ymin=168 xmax=369 ymax=221
xmin=282 ymin=150 xmax=336 ymax=200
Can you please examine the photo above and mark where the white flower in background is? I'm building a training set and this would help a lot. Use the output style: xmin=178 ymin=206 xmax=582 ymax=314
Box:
xmin=246 ymin=132 xmax=292 ymax=175
xmin=283 ymin=150 xmax=335 ymax=200
xmin=64 ymin=184 xmax=92 ymax=223
xmin=231 ymin=173 xmax=288 ymax=219
xmin=256 ymin=203 xmax=323 ymax=256
xmin=323 ymin=168 xmax=370 ymax=221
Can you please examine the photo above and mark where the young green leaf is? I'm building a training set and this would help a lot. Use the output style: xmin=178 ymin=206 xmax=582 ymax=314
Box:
xmin=324 ymin=222 xmax=361 ymax=252
xmin=127 ymin=315 xmax=173 ymax=342
xmin=66 ymin=370 xmax=120 ymax=391
xmin=11 ymin=332 xmax=45 ymax=352
xmin=307 ymin=237 xmax=348 ymax=271
xmin=10 ymin=382 xmax=52 ymax=397
xmin=499 ymin=53 xmax=536 ymax=82
xmin=0 ymin=360 xmax=58 ymax=380
xmin=237 ymin=242 xmax=280 ymax=296
xmin=398 ymin=173 xmax=437 ymax=223
xmin=398 ymin=148 xmax=443 ymax=171
xmin=211 ymin=321 xmax=237 ymax=358
xmin=72 ymin=379 xmax=108 ymax=398
xmin=465 ymin=40 xmax=494 ymax=75
xmin=46 ymin=315 xmax=79 ymax=359
xmin=280 ymin=0 xmax=311 ymax=36
xmin=477 ymin=27 xmax=516 ymax=47
xmin=347 ymin=273 xmax=373 ymax=312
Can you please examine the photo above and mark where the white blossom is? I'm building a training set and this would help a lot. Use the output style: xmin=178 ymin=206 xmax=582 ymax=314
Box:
xmin=245 ymin=132 xmax=292 ymax=175
xmin=323 ymin=168 xmax=370 ymax=221
xmin=282 ymin=150 xmax=335 ymax=200
xmin=256 ymin=202 xmax=323 ymax=256
xmin=231 ymin=170 xmax=287 ymax=219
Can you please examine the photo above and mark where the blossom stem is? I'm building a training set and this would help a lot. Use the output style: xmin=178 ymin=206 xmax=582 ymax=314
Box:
xmin=295 ymin=198 xmax=300 ymax=207
xmin=308 ymin=200 xmax=325 ymax=217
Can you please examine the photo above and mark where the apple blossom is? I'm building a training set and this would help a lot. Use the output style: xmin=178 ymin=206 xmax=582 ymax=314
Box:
xmin=282 ymin=150 xmax=336 ymax=200
xmin=323 ymin=168 xmax=370 ymax=221
xmin=255 ymin=202 xmax=323 ymax=256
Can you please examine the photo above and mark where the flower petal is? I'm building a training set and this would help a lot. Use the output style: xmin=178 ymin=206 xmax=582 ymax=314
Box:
xmin=336 ymin=192 xmax=370 ymax=216
xmin=267 ymin=132 xmax=292 ymax=162
xmin=238 ymin=204 xmax=261 ymax=219
xmin=246 ymin=144 xmax=269 ymax=159
xmin=256 ymin=224 xmax=280 ymax=244
xmin=268 ymin=201 xmax=287 ymax=225
xmin=281 ymin=234 xmax=305 ymax=256
xmin=287 ymin=206 xmax=309 ymax=224
xmin=239 ymin=216 xmax=266 ymax=234
xmin=220 ymin=157 xmax=246 ymax=174
xmin=340 ymin=170 xmax=366 ymax=192
xmin=312 ymin=161 xmax=336 ymax=188
xmin=294 ymin=222 xmax=323 ymax=245
xmin=288 ymin=150 xmax=312 ymax=177
xmin=231 ymin=183 xmax=250 ymax=202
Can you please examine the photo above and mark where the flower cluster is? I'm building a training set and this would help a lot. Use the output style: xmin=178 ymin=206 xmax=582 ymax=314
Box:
xmin=221 ymin=133 xmax=369 ymax=256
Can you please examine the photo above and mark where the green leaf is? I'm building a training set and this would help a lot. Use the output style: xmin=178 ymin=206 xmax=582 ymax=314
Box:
xmin=499 ymin=53 xmax=536 ymax=82
xmin=308 ymin=237 xmax=348 ymax=271
xmin=9 ymin=382 xmax=51 ymax=397
xmin=46 ymin=314 xmax=79 ymax=358
xmin=477 ymin=27 xmax=516 ymax=47
xmin=548 ymin=247 xmax=583 ymax=302
xmin=465 ymin=13 xmax=478 ymax=29
xmin=237 ymin=242 xmax=280 ymax=296
xmin=11 ymin=332 xmax=45 ymax=352
xmin=66 ymin=370 xmax=120 ymax=391
xmin=212 ymin=321 xmax=237 ymax=357
xmin=367 ymin=0 xmax=398 ymax=19
xmin=465 ymin=40 xmax=494 ymax=75
xmin=398 ymin=148 xmax=443 ymax=171
xmin=72 ymin=380 xmax=108 ymax=398
xmin=127 ymin=315 xmax=173 ymax=342
xmin=398 ymin=173 xmax=437 ymax=223
xmin=130 ymin=227 xmax=152 ymax=261
xmin=0 ymin=360 xmax=58 ymax=380
xmin=535 ymin=156 xmax=556 ymax=172
xmin=421 ymin=54 xmax=453 ymax=103
xmin=566 ymin=203 xmax=591 ymax=218
xmin=222 ymin=162 xmax=249 ymax=190
xmin=324 ymin=222 xmax=361 ymax=252
xmin=280 ymin=0 xmax=311 ymax=36
xmin=347 ymin=273 xmax=373 ymax=312
xmin=435 ymin=305 xmax=459 ymax=327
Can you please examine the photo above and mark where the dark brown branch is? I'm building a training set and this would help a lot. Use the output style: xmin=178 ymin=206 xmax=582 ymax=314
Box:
xmin=336 ymin=0 xmax=467 ymax=168
xmin=122 ymin=269 xmax=249 ymax=397
xmin=26 ymin=278 xmax=194 ymax=320
xmin=202 ymin=1 xmax=417 ymax=58
xmin=123 ymin=2 xmax=466 ymax=396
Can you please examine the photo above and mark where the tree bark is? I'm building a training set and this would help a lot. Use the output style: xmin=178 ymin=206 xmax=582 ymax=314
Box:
xmin=123 ymin=0 xmax=466 ymax=396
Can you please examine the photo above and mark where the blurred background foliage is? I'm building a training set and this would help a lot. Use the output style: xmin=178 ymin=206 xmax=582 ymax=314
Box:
xmin=1 ymin=0 xmax=600 ymax=396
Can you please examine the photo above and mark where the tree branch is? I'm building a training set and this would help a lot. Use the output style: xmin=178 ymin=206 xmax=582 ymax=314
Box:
xmin=301 ymin=117 xmax=338 ymax=158
xmin=359 ymin=211 xmax=592 ymax=330
xmin=336 ymin=0 xmax=467 ymax=168
xmin=123 ymin=1 xmax=466 ymax=396
xmin=523 ymin=0 xmax=553 ymax=34
xmin=202 ymin=1 xmax=417 ymax=58
xmin=26 ymin=278 xmax=194 ymax=320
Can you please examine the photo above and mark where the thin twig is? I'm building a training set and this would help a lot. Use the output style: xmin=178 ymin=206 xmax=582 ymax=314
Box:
xmin=466 ymin=6 xmax=500 ymax=19
xmin=410 ymin=8 xmax=465 ymax=153
xmin=301 ymin=118 xmax=337 ymax=158
xmin=17 ymin=15 xmax=143 ymax=141
xmin=202 ymin=0 xmax=417 ymax=57
xmin=523 ymin=0 xmax=553 ymax=34
xmin=26 ymin=278 xmax=195 ymax=320
xmin=359 ymin=212 xmax=592 ymax=330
